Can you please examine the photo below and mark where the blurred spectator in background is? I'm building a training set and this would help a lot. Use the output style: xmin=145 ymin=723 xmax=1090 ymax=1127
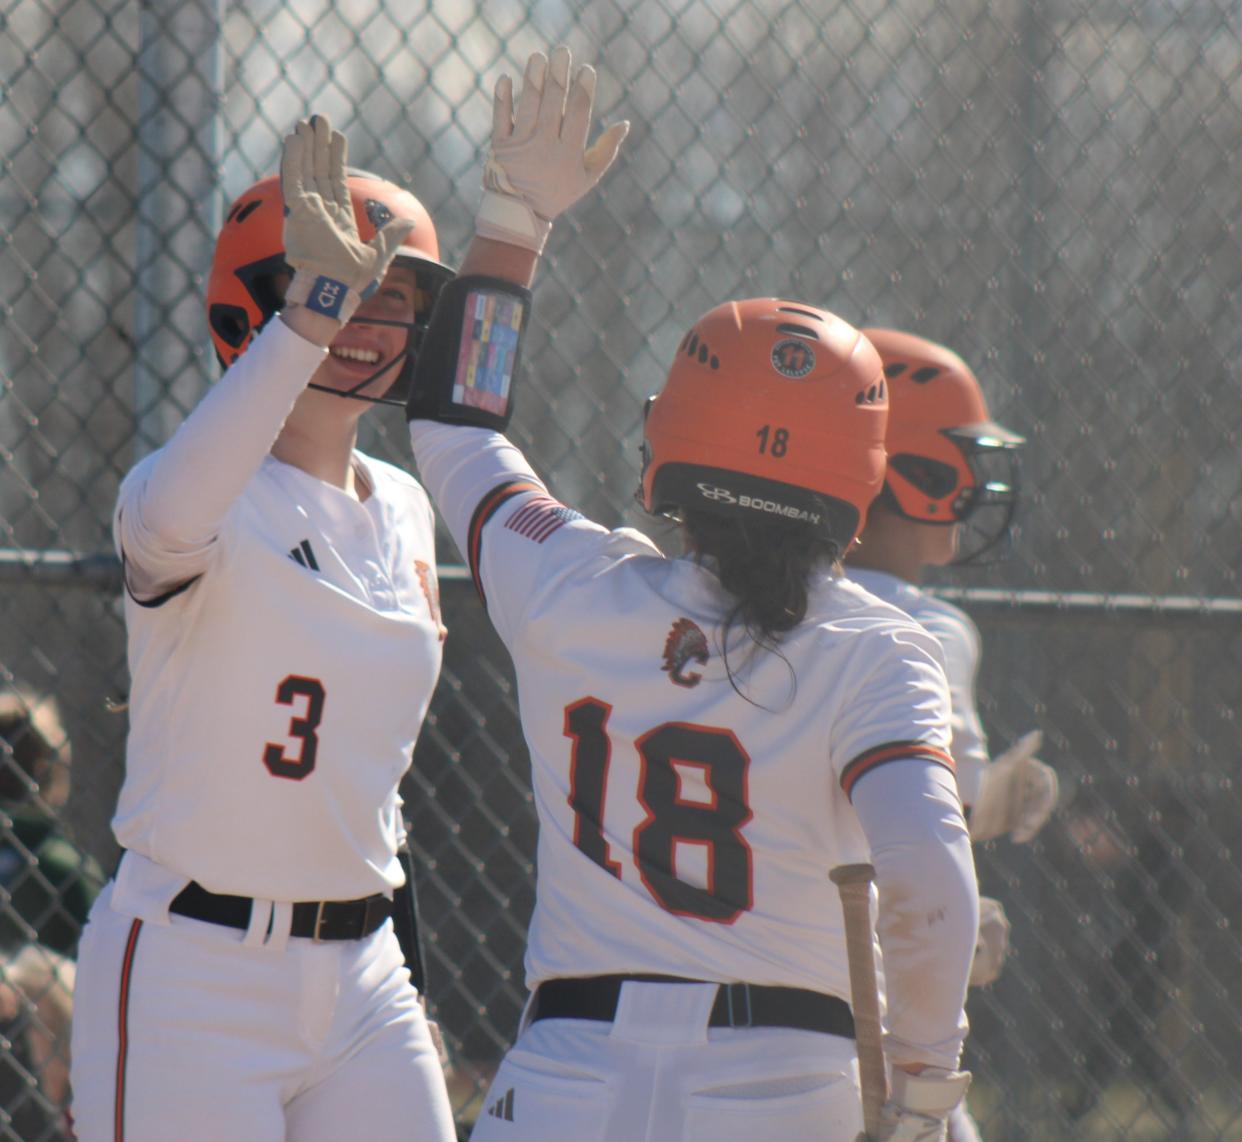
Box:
xmin=0 ymin=943 xmax=76 ymax=1140
xmin=0 ymin=688 xmax=104 ymax=955
xmin=0 ymin=687 xmax=101 ymax=1140
xmin=1060 ymin=776 xmax=1198 ymax=1130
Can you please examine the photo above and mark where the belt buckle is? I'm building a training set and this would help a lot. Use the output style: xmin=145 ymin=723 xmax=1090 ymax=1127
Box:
xmin=724 ymin=982 xmax=753 ymax=1029
xmin=313 ymin=900 xmax=329 ymax=943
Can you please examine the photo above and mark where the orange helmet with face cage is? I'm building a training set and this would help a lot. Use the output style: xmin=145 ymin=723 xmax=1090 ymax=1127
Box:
xmin=862 ymin=327 xmax=1025 ymax=562
xmin=640 ymin=299 xmax=888 ymax=548
xmin=206 ymin=168 xmax=453 ymax=404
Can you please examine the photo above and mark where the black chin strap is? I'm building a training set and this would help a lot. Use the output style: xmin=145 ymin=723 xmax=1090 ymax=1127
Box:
xmin=308 ymin=311 xmax=414 ymax=408
xmin=307 ymin=346 xmax=410 ymax=406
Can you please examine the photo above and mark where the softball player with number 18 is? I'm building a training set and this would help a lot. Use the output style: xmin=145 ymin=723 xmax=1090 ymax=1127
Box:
xmin=405 ymin=45 xmax=979 ymax=1141
xmin=69 ymin=118 xmax=457 ymax=1141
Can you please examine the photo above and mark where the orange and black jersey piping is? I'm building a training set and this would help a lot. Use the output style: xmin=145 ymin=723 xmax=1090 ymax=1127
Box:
xmin=840 ymin=741 xmax=956 ymax=800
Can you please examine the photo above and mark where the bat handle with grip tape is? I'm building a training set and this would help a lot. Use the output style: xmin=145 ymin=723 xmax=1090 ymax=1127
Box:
xmin=830 ymin=862 xmax=887 ymax=1142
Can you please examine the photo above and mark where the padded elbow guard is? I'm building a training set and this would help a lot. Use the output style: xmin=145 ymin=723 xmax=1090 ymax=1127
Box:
xmin=405 ymin=274 xmax=531 ymax=431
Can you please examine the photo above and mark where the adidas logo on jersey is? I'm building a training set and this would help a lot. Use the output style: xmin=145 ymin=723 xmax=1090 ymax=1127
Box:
xmin=288 ymin=539 xmax=320 ymax=571
xmin=487 ymin=1087 xmax=515 ymax=1122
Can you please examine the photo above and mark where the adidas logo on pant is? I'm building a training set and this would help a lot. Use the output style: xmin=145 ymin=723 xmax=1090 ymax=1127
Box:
xmin=487 ymin=1087 xmax=515 ymax=1122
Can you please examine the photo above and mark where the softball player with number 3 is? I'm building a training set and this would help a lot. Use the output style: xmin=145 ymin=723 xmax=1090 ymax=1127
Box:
xmin=404 ymin=46 xmax=978 ymax=1141
xmin=69 ymin=118 xmax=457 ymax=1140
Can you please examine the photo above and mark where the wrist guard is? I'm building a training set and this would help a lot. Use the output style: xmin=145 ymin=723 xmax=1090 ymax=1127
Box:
xmin=284 ymin=267 xmax=363 ymax=325
xmin=405 ymin=274 xmax=531 ymax=431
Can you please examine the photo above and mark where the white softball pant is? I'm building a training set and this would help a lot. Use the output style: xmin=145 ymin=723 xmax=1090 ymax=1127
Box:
xmin=70 ymin=883 xmax=456 ymax=1142
xmin=468 ymin=979 xmax=864 ymax=1141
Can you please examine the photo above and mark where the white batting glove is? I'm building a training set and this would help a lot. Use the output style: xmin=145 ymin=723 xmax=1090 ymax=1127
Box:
xmin=969 ymin=896 xmax=1011 ymax=988
xmin=476 ymin=45 xmax=630 ymax=253
xmin=279 ymin=114 xmax=415 ymax=325
xmin=875 ymin=1068 xmax=973 ymax=1142
xmin=968 ymin=730 xmax=1060 ymax=844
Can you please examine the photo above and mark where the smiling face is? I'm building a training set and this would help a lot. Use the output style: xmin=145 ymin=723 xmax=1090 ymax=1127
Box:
xmin=311 ymin=262 xmax=422 ymax=401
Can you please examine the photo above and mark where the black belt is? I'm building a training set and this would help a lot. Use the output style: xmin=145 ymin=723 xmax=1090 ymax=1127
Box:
xmin=529 ymin=974 xmax=855 ymax=1039
xmin=170 ymin=880 xmax=392 ymax=942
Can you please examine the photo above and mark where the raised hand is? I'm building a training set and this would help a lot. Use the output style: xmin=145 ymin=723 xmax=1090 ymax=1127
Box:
xmin=475 ymin=45 xmax=630 ymax=253
xmin=280 ymin=114 xmax=414 ymax=325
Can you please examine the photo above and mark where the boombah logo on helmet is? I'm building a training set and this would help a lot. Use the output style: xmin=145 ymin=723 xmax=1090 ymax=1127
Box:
xmin=205 ymin=168 xmax=456 ymax=406
xmin=862 ymin=327 xmax=1025 ymax=564
xmin=640 ymin=298 xmax=888 ymax=549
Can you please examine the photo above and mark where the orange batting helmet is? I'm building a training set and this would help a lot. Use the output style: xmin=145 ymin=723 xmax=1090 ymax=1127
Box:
xmin=641 ymin=299 xmax=888 ymax=549
xmin=206 ymin=168 xmax=454 ymax=405
xmin=862 ymin=327 xmax=1024 ymax=563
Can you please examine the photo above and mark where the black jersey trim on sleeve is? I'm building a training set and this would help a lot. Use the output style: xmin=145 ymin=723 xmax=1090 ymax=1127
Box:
xmin=840 ymin=741 xmax=956 ymax=801
xmin=121 ymin=552 xmax=200 ymax=608
xmin=466 ymin=478 xmax=545 ymax=610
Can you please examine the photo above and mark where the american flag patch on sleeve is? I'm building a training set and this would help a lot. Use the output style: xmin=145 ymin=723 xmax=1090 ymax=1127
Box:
xmin=504 ymin=495 xmax=583 ymax=543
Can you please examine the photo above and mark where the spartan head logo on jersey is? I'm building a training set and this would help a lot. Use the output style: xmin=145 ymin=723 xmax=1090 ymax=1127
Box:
xmin=662 ymin=618 xmax=709 ymax=688
xmin=414 ymin=559 xmax=446 ymax=641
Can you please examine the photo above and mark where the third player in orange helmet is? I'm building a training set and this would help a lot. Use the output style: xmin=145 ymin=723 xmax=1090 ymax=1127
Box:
xmin=847 ymin=328 xmax=1061 ymax=1142
xmin=847 ymin=329 xmax=1059 ymax=846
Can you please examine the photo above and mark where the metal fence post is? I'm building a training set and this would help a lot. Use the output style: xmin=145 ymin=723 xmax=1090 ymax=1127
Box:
xmin=133 ymin=0 xmax=224 ymax=458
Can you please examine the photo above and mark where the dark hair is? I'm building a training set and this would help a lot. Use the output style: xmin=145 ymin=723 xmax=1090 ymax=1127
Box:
xmin=681 ymin=509 xmax=842 ymax=703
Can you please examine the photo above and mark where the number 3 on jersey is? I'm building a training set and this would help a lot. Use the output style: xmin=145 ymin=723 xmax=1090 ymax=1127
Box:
xmin=264 ymin=675 xmax=325 ymax=780
xmin=565 ymin=697 xmax=753 ymax=923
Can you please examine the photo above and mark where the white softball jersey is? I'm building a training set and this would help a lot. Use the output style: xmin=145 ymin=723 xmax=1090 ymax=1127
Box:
xmin=410 ymin=423 xmax=977 ymax=1068
xmin=111 ymin=320 xmax=445 ymax=904
xmin=846 ymin=567 xmax=989 ymax=806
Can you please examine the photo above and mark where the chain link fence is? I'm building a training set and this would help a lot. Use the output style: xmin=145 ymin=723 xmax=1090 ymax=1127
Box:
xmin=2 ymin=0 xmax=1241 ymax=1137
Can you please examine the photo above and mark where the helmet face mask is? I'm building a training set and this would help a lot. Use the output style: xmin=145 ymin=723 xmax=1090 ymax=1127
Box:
xmin=206 ymin=169 xmax=453 ymax=407
xmin=307 ymin=255 xmax=456 ymax=405
xmin=639 ymin=299 xmax=889 ymax=550
xmin=941 ymin=429 xmax=1022 ymax=565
